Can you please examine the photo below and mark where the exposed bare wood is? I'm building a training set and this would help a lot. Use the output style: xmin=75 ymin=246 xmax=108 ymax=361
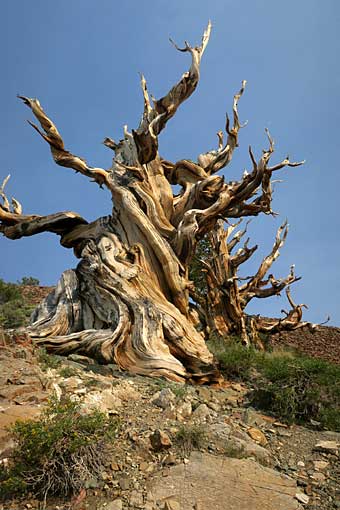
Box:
xmin=1 ymin=24 xmax=314 ymax=382
xmin=18 ymin=96 xmax=110 ymax=187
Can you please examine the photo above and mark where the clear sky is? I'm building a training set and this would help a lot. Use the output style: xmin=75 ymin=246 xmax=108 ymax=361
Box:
xmin=1 ymin=0 xmax=339 ymax=325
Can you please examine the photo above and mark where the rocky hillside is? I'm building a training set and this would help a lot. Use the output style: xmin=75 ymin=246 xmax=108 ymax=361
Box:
xmin=272 ymin=325 xmax=340 ymax=365
xmin=0 ymin=332 xmax=339 ymax=510
xmin=19 ymin=285 xmax=55 ymax=306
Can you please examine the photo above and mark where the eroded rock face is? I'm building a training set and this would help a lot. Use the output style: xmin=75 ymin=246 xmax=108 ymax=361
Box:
xmin=148 ymin=452 xmax=301 ymax=510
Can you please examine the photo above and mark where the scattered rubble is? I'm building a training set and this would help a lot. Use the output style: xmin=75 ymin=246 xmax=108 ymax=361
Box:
xmin=0 ymin=336 xmax=339 ymax=509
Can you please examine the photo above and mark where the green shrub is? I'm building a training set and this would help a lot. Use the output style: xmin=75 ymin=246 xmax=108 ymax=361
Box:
xmin=0 ymin=396 xmax=119 ymax=501
xmin=0 ymin=299 xmax=35 ymax=329
xmin=37 ymin=348 xmax=62 ymax=370
xmin=252 ymin=354 xmax=340 ymax=431
xmin=0 ymin=278 xmax=34 ymax=328
xmin=209 ymin=336 xmax=340 ymax=431
xmin=18 ymin=276 xmax=40 ymax=286
xmin=0 ymin=279 xmax=21 ymax=304
xmin=208 ymin=334 xmax=260 ymax=380
xmin=58 ymin=366 xmax=78 ymax=378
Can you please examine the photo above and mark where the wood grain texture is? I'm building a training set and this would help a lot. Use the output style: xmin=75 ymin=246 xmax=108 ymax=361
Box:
xmin=0 ymin=23 xmax=312 ymax=381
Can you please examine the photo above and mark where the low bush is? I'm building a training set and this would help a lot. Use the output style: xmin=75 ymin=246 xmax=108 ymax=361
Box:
xmin=207 ymin=334 xmax=261 ymax=380
xmin=0 ymin=278 xmax=35 ymax=328
xmin=0 ymin=396 xmax=119 ymax=501
xmin=252 ymin=354 xmax=340 ymax=431
xmin=210 ymin=336 xmax=340 ymax=431
xmin=18 ymin=276 xmax=40 ymax=286
xmin=37 ymin=347 xmax=62 ymax=370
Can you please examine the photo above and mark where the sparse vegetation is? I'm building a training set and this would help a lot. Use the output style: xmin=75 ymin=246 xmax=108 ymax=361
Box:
xmin=174 ymin=424 xmax=207 ymax=455
xmin=37 ymin=347 xmax=62 ymax=371
xmin=151 ymin=379 xmax=188 ymax=400
xmin=18 ymin=276 xmax=40 ymax=286
xmin=209 ymin=336 xmax=340 ymax=431
xmin=207 ymin=334 xmax=260 ymax=380
xmin=0 ymin=278 xmax=35 ymax=329
xmin=0 ymin=396 xmax=119 ymax=501
xmin=58 ymin=366 xmax=78 ymax=378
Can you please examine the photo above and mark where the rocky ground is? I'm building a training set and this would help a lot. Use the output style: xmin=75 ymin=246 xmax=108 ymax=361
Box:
xmin=0 ymin=333 xmax=339 ymax=510
xmin=271 ymin=325 xmax=340 ymax=366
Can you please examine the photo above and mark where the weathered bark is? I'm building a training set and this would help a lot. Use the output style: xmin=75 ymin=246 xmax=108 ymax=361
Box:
xmin=1 ymin=23 xmax=309 ymax=380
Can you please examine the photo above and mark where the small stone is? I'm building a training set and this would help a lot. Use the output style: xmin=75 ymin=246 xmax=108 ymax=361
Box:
xmin=196 ymin=387 xmax=211 ymax=401
xmin=150 ymin=388 xmax=176 ymax=410
xmin=295 ymin=493 xmax=310 ymax=504
xmin=163 ymin=454 xmax=177 ymax=465
xmin=164 ymin=498 xmax=181 ymax=510
xmin=105 ymin=500 xmax=123 ymax=510
xmin=85 ymin=477 xmax=99 ymax=489
xmin=207 ymin=401 xmax=220 ymax=412
xmin=297 ymin=461 xmax=305 ymax=467
xmin=82 ymin=389 xmax=122 ymax=414
xmin=311 ymin=472 xmax=326 ymax=483
xmin=129 ymin=490 xmax=144 ymax=507
xmin=110 ymin=461 xmax=120 ymax=471
xmin=277 ymin=429 xmax=291 ymax=437
xmin=313 ymin=460 xmax=329 ymax=471
xmin=176 ymin=401 xmax=192 ymax=419
xmin=68 ymin=353 xmax=95 ymax=364
xmin=191 ymin=403 xmax=211 ymax=422
xmin=118 ymin=475 xmax=131 ymax=491
xmin=288 ymin=459 xmax=297 ymax=470
xmin=150 ymin=430 xmax=172 ymax=451
xmin=310 ymin=419 xmax=321 ymax=427
xmin=314 ymin=440 xmax=339 ymax=452
xmin=247 ymin=427 xmax=268 ymax=446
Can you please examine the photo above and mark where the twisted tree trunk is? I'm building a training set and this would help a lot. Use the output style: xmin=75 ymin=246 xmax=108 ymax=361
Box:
xmin=0 ymin=23 xmax=308 ymax=381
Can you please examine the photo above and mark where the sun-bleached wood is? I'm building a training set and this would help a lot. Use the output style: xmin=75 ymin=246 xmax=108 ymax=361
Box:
xmin=1 ymin=23 xmax=311 ymax=381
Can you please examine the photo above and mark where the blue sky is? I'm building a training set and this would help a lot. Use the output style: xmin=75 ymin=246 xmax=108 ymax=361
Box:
xmin=1 ymin=0 xmax=339 ymax=325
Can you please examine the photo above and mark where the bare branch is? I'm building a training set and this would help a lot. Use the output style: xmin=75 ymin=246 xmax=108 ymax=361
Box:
xmin=0 ymin=175 xmax=12 ymax=212
xmin=132 ymin=21 xmax=212 ymax=164
xmin=0 ymin=175 xmax=25 ymax=222
xmin=0 ymin=175 xmax=88 ymax=244
xmin=198 ymin=80 xmax=247 ymax=174
xmin=231 ymin=240 xmax=258 ymax=268
xmin=102 ymin=137 xmax=118 ymax=151
xmin=1 ymin=211 xmax=88 ymax=241
xmin=239 ymin=221 xmax=289 ymax=296
xmin=18 ymin=96 xmax=110 ymax=187
xmin=256 ymin=287 xmax=315 ymax=333
xmin=227 ymin=219 xmax=251 ymax=252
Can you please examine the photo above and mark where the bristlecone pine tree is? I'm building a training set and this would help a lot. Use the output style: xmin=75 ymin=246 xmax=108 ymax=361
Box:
xmin=0 ymin=23 xmax=315 ymax=382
